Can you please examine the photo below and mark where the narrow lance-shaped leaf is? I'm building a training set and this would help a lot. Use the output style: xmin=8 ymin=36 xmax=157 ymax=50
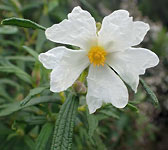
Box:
xmin=24 ymin=136 xmax=35 ymax=150
xmin=86 ymin=108 xmax=98 ymax=138
xmin=140 ymin=78 xmax=159 ymax=106
xmin=6 ymin=56 xmax=35 ymax=62
xmin=0 ymin=79 xmax=20 ymax=91
xmin=22 ymin=46 xmax=39 ymax=61
xmin=0 ymin=95 xmax=60 ymax=117
xmin=96 ymin=104 xmax=120 ymax=121
xmin=0 ymin=26 xmax=18 ymax=34
xmin=36 ymin=15 xmax=52 ymax=52
xmin=0 ymin=65 xmax=33 ymax=84
xmin=51 ymin=94 xmax=79 ymax=150
xmin=127 ymin=103 xmax=139 ymax=112
xmin=20 ymin=86 xmax=49 ymax=106
xmin=35 ymin=123 xmax=54 ymax=150
xmin=1 ymin=17 xmax=46 ymax=31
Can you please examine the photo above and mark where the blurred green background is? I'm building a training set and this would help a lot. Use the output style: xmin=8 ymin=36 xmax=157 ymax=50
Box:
xmin=0 ymin=0 xmax=168 ymax=150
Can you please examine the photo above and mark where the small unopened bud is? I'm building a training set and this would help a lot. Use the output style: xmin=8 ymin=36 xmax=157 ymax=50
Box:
xmin=78 ymin=105 xmax=86 ymax=112
xmin=73 ymin=81 xmax=87 ymax=94
xmin=16 ymin=129 xmax=24 ymax=136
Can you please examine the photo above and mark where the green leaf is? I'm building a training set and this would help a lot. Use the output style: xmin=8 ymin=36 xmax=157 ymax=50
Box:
xmin=35 ymin=123 xmax=54 ymax=150
xmin=96 ymin=104 xmax=120 ymax=121
xmin=6 ymin=56 xmax=35 ymax=62
xmin=0 ymin=26 xmax=18 ymax=34
xmin=0 ymin=123 xmax=12 ymax=136
xmin=51 ymin=94 xmax=79 ymax=150
xmin=98 ymin=109 xmax=120 ymax=119
xmin=93 ymin=133 xmax=107 ymax=150
xmin=1 ymin=17 xmax=46 ymax=31
xmin=86 ymin=109 xmax=98 ymax=138
xmin=24 ymin=136 xmax=35 ymax=150
xmin=0 ymin=95 xmax=60 ymax=117
xmin=22 ymin=46 xmax=39 ymax=61
xmin=24 ymin=115 xmax=47 ymax=125
xmin=79 ymin=0 xmax=101 ymax=21
xmin=36 ymin=15 xmax=51 ymax=52
xmin=140 ymin=78 xmax=159 ymax=105
xmin=0 ymin=86 xmax=13 ymax=101
xmin=0 ymin=65 xmax=32 ymax=84
xmin=0 ymin=39 xmax=20 ymax=49
xmin=0 ymin=79 xmax=20 ymax=91
xmin=20 ymin=86 xmax=49 ymax=106
xmin=22 ymin=1 xmax=43 ymax=12
xmin=127 ymin=103 xmax=139 ymax=112
xmin=0 ymin=5 xmax=13 ymax=11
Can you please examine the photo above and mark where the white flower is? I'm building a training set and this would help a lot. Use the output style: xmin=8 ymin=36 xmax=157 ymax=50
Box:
xmin=39 ymin=6 xmax=159 ymax=114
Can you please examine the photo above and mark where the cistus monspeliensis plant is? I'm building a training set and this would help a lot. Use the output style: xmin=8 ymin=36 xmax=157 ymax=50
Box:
xmin=0 ymin=5 xmax=159 ymax=150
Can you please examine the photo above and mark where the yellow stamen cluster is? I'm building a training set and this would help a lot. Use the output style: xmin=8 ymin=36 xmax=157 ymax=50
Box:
xmin=88 ymin=46 xmax=107 ymax=67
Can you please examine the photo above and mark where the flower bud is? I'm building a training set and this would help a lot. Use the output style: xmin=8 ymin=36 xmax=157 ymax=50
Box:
xmin=73 ymin=81 xmax=87 ymax=94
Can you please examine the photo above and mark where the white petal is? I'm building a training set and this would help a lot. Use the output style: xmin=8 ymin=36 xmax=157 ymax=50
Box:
xmin=45 ymin=6 xmax=97 ymax=50
xmin=39 ymin=46 xmax=66 ymax=69
xmin=98 ymin=10 xmax=149 ymax=52
xmin=39 ymin=46 xmax=89 ymax=92
xmin=86 ymin=96 xmax=102 ymax=114
xmin=86 ymin=65 xmax=128 ymax=114
xmin=131 ymin=21 xmax=150 ymax=46
xmin=106 ymin=47 xmax=159 ymax=92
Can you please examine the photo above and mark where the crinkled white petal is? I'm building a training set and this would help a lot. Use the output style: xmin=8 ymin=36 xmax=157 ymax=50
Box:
xmin=45 ymin=6 xmax=97 ymax=50
xmin=131 ymin=21 xmax=150 ymax=46
xmin=98 ymin=10 xmax=149 ymax=52
xmin=86 ymin=65 xmax=128 ymax=114
xmin=39 ymin=46 xmax=66 ymax=69
xmin=86 ymin=96 xmax=103 ymax=114
xmin=39 ymin=46 xmax=89 ymax=92
xmin=106 ymin=47 xmax=159 ymax=92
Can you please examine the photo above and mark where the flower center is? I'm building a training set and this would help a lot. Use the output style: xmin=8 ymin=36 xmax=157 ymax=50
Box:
xmin=88 ymin=46 xmax=107 ymax=67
